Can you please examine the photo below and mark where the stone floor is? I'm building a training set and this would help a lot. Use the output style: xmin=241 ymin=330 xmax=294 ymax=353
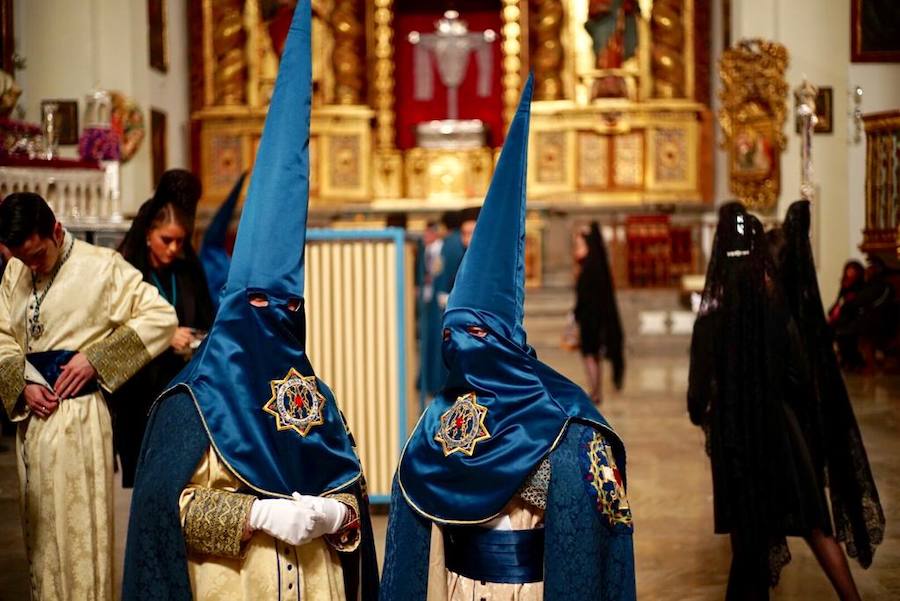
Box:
xmin=1 ymin=294 xmax=898 ymax=599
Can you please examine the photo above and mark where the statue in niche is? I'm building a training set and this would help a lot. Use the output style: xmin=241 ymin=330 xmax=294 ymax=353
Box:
xmin=585 ymin=0 xmax=645 ymax=98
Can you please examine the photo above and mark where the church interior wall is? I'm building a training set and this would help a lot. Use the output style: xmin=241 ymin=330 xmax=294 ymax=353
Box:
xmin=11 ymin=0 xmax=191 ymax=214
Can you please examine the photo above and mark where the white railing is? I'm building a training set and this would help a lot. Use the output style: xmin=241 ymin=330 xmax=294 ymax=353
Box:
xmin=0 ymin=162 xmax=122 ymax=222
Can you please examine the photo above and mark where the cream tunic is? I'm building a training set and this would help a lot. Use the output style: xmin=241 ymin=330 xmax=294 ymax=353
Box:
xmin=179 ymin=447 xmax=359 ymax=601
xmin=0 ymin=235 xmax=177 ymax=601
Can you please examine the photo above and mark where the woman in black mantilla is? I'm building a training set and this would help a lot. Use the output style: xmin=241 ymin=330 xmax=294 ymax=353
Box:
xmin=573 ymin=221 xmax=624 ymax=403
xmin=113 ymin=169 xmax=215 ymax=487
xmin=688 ymin=202 xmax=864 ymax=601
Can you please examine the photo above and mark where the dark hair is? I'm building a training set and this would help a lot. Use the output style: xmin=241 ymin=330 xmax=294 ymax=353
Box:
xmin=441 ymin=210 xmax=462 ymax=231
xmin=0 ymin=192 xmax=57 ymax=248
xmin=118 ymin=196 xmax=194 ymax=275
xmin=459 ymin=206 xmax=481 ymax=224
xmin=154 ymin=169 xmax=202 ymax=226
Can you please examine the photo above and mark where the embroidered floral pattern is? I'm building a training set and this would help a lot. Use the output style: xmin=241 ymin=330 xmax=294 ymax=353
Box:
xmin=82 ymin=325 xmax=150 ymax=391
xmin=0 ymin=354 xmax=25 ymax=417
xmin=263 ymin=367 xmax=327 ymax=437
xmin=183 ymin=487 xmax=256 ymax=558
xmin=434 ymin=392 xmax=491 ymax=456
xmin=324 ymin=492 xmax=362 ymax=552
xmin=580 ymin=429 xmax=633 ymax=531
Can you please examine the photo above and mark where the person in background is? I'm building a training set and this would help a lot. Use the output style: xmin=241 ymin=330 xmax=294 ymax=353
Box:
xmin=828 ymin=260 xmax=866 ymax=369
xmin=0 ymin=192 xmax=176 ymax=601
xmin=113 ymin=170 xmax=215 ymax=488
xmin=418 ymin=220 xmax=445 ymax=403
xmin=572 ymin=221 xmax=625 ymax=403
xmin=122 ymin=5 xmax=378 ymax=598
xmin=459 ymin=206 xmax=480 ymax=249
xmin=199 ymin=172 xmax=247 ymax=308
xmin=689 ymin=202 xmax=863 ymax=601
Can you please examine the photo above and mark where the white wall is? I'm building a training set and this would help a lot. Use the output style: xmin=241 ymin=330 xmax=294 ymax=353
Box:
xmin=12 ymin=0 xmax=191 ymax=214
xmin=724 ymin=0 xmax=899 ymax=302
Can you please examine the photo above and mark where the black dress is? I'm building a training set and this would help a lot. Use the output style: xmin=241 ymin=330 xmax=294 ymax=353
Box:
xmin=688 ymin=203 xmax=832 ymax=597
xmin=573 ymin=222 xmax=625 ymax=389
xmin=110 ymin=256 xmax=214 ymax=487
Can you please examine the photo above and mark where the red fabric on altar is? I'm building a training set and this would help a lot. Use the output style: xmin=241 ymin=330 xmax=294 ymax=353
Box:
xmin=0 ymin=155 xmax=102 ymax=170
xmin=394 ymin=11 xmax=504 ymax=150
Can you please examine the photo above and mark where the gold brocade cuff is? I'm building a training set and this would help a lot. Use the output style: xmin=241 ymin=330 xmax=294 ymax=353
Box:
xmin=183 ymin=488 xmax=256 ymax=558
xmin=324 ymin=492 xmax=361 ymax=553
xmin=82 ymin=326 xmax=151 ymax=392
xmin=0 ymin=355 xmax=25 ymax=421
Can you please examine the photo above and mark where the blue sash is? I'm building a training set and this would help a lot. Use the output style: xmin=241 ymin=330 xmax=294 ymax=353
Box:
xmin=444 ymin=526 xmax=545 ymax=584
xmin=27 ymin=350 xmax=100 ymax=395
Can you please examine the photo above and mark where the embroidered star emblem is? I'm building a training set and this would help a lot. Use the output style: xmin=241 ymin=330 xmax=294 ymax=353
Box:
xmin=263 ymin=367 xmax=326 ymax=437
xmin=434 ymin=392 xmax=491 ymax=457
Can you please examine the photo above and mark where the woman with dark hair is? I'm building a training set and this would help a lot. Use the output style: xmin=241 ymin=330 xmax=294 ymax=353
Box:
xmin=572 ymin=221 xmax=624 ymax=403
xmin=828 ymin=261 xmax=866 ymax=368
xmin=113 ymin=170 xmax=215 ymax=487
xmin=689 ymin=202 xmax=863 ymax=601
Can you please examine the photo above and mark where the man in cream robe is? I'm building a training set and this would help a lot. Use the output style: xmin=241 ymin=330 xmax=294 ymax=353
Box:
xmin=0 ymin=192 xmax=177 ymax=601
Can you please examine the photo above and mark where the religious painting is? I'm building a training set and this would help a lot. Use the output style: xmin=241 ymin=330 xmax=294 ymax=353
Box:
xmin=41 ymin=99 xmax=79 ymax=145
xmin=150 ymin=109 xmax=167 ymax=185
xmin=851 ymin=0 xmax=900 ymax=63
xmin=794 ymin=87 xmax=833 ymax=134
xmin=148 ymin=0 xmax=168 ymax=73
xmin=718 ymin=39 xmax=788 ymax=210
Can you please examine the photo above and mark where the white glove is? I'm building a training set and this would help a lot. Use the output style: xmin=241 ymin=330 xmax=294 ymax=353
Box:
xmin=248 ymin=494 xmax=348 ymax=546
xmin=291 ymin=492 xmax=348 ymax=539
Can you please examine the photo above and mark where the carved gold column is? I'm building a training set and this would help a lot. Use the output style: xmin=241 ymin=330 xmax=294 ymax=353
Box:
xmin=371 ymin=0 xmax=402 ymax=197
xmin=529 ymin=0 xmax=564 ymax=101
xmin=651 ymin=0 xmax=686 ymax=98
xmin=331 ymin=0 xmax=365 ymax=105
xmin=501 ymin=0 xmax=524 ymax=131
xmin=212 ymin=0 xmax=247 ymax=105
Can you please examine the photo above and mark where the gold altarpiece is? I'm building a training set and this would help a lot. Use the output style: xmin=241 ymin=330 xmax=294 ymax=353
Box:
xmin=188 ymin=0 xmax=713 ymax=211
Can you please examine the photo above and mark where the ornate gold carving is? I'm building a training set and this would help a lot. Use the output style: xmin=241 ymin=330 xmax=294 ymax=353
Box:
xmin=183 ymin=488 xmax=256 ymax=558
xmin=578 ymin=131 xmax=610 ymax=190
xmin=535 ymin=131 xmax=567 ymax=185
xmin=653 ymin=127 xmax=688 ymax=183
xmin=403 ymin=148 xmax=493 ymax=200
xmin=373 ymin=150 xmax=403 ymax=199
xmin=83 ymin=325 xmax=151 ymax=392
xmin=613 ymin=132 xmax=644 ymax=187
xmin=329 ymin=134 xmax=362 ymax=189
xmin=651 ymin=0 xmax=686 ymax=98
xmin=212 ymin=0 xmax=247 ymax=105
xmin=530 ymin=0 xmax=565 ymax=101
xmin=718 ymin=39 xmax=789 ymax=210
xmin=372 ymin=0 xmax=396 ymax=150
xmin=330 ymin=0 xmax=365 ymax=105
xmin=501 ymin=0 xmax=523 ymax=131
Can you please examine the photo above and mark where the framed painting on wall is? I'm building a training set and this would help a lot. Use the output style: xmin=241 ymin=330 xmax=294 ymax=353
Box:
xmin=148 ymin=0 xmax=168 ymax=72
xmin=852 ymin=0 xmax=900 ymax=63
xmin=151 ymin=109 xmax=167 ymax=185
xmin=41 ymin=99 xmax=79 ymax=144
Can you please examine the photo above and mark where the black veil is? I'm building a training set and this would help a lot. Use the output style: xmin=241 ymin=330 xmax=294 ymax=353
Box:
xmin=582 ymin=221 xmax=625 ymax=389
xmin=773 ymin=199 xmax=884 ymax=568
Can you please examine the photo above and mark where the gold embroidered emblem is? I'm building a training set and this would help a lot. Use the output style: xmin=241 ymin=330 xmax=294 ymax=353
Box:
xmin=435 ymin=392 xmax=491 ymax=456
xmin=263 ymin=368 xmax=326 ymax=437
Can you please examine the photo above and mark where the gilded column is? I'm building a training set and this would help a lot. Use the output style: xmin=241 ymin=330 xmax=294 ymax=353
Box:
xmin=529 ymin=0 xmax=564 ymax=101
xmin=212 ymin=0 xmax=247 ymax=105
xmin=371 ymin=0 xmax=402 ymax=197
xmin=331 ymin=0 xmax=365 ymax=105
xmin=651 ymin=0 xmax=686 ymax=98
xmin=501 ymin=0 xmax=523 ymax=131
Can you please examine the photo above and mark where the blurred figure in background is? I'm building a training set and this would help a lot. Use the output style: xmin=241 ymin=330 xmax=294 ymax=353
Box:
xmin=114 ymin=169 xmax=215 ymax=487
xmin=572 ymin=221 xmax=624 ymax=403
xmin=828 ymin=260 xmax=866 ymax=369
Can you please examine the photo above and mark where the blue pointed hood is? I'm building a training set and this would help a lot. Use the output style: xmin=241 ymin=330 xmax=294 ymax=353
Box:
xmin=397 ymin=76 xmax=627 ymax=525
xmin=167 ymin=1 xmax=361 ymax=499
xmin=445 ymin=75 xmax=532 ymax=347
xmin=199 ymin=172 xmax=246 ymax=306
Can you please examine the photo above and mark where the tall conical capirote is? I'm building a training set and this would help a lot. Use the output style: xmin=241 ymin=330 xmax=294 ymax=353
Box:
xmin=225 ymin=6 xmax=312 ymax=298
xmin=199 ymin=171 xmax=247 ymax=304
xmin=445 ymin=74 xmax=534 ymax=347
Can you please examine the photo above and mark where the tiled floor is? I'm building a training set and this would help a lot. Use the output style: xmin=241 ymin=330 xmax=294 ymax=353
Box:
xmin=1 ymin=316 xmax=898 ymax=599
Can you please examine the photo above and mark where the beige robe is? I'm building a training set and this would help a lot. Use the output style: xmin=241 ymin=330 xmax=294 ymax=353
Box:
xmin=178 ymin=446 xmax=360 ymax=601
xmin=0 ymin=234 xmax=177 ymax=601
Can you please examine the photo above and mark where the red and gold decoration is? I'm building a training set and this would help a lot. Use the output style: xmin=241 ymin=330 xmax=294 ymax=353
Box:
xmin=860 ymin=110 xmax=900 ymax=266
xmin=718 ymin=38 xmax=789 ymax=211
xmin=435 ymin=392 xmax=492 ymax=457
xmin=263 ymin=367 xmax=327 ymax=437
